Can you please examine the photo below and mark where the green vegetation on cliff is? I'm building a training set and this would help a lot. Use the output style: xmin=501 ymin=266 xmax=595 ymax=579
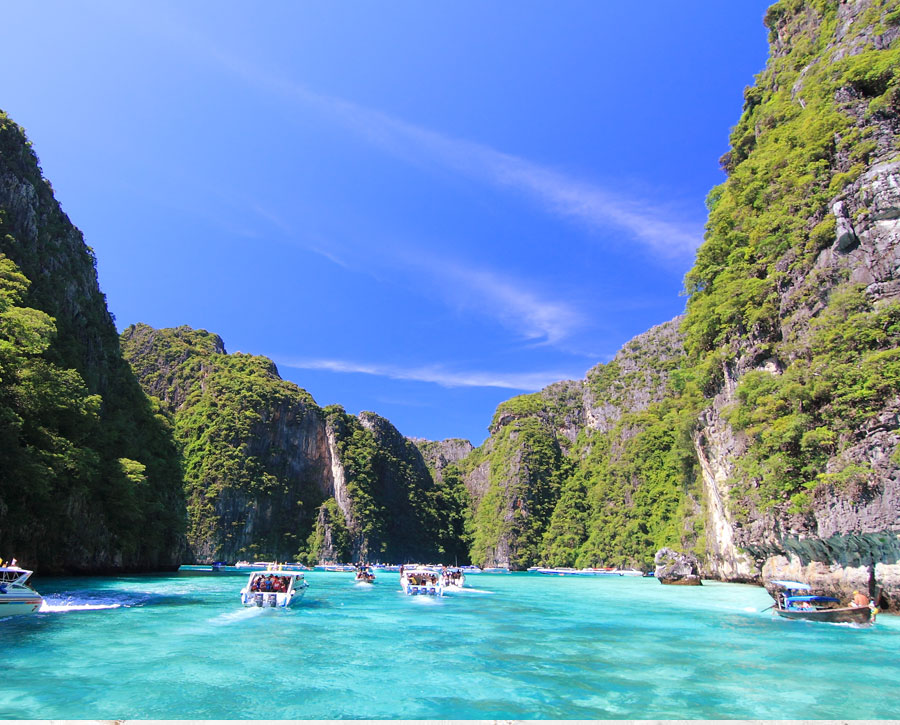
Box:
xmin=0 ymin=112 xmax=185 ymax=571
xmin=323 ymin=406 xmax=470 ymax=564
xmin=683 ymin=0 xmax=900 ymax=512
xmin=122 ymin=323 xmax=325 ymax=563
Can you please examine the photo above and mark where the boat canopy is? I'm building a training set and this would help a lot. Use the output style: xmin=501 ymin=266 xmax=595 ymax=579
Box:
xmin=784 ymin=595 xmax=839 ymax=603
xmin=769 ymin=580 xmax=811 ymax=590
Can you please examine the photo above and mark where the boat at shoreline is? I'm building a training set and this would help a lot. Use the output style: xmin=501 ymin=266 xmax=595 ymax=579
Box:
xmin=0 ymin=563 xmax=44 ymax=616
xmin=400 ymin=566 xmax=444 ymax=596
xmin=534 ymin=567 xmax=646 ymax=577
xmin=315 ymin=564 xmax=356 ymax=572
xmin=239 ymin=567 xmax=309 ymax=608
xmin=767 ymin=580 xmax=876 ymax=625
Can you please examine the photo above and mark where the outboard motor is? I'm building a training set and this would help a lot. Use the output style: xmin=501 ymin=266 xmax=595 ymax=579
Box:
xmin=254 ymin=592 xmax=263 ymax=607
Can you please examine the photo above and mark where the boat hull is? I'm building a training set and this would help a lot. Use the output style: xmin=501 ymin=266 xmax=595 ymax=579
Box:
xmin=0 ymin=595 xmax=43 ymax=616
xmin=775 ymin=605 xmax=874 ymax=624
xmin=240 ymin=588 xmax=307 ymax=608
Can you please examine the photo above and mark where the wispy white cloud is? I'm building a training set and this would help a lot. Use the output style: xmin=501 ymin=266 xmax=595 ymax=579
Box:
xmin=405 ymin=257 xmax=583 ymax=345
xmin=241 ymin=204 xmax=585 ymax=345
xmin=261 ymin=82 xmax=702 ymax=258
xmin=277 ymin=357 xmax=580 ymax=391
xmin=124 ymin=7 xmax=702 ymax=259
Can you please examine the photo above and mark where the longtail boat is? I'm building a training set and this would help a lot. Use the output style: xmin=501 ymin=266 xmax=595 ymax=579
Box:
xmin=767 ymin=580 xmax=876 ymax=625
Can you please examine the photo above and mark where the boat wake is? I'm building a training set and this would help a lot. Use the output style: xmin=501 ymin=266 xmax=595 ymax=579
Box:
xmin=209 ymin=607 xmax=266 ymax=625
xmin=38 ymin=589 xmax=160 ymax=613
xmin=39 ymin=598 xmax=124 ymax=613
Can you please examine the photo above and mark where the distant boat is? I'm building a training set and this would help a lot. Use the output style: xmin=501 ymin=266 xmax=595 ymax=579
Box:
xmin=767 ymin=580 xmax=876 ymax=625
xmin=481 ymin=566 xmax=510 ymax=574
xmin=441 ymin=568 xmax=467 ymax=590
xmin=0 ymin=563 xmax=43 ymax=617
xmin=315 ymin=564 xmax=356 ymax=572
xmin=533 ymin=567 xmax=644 ymax=577
xmin=354 ymin=565 xmax=376 ymax=584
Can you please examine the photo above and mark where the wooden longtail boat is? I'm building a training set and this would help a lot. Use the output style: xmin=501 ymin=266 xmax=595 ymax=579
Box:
xmin=768 ymin=580 xmax=876 ymax=625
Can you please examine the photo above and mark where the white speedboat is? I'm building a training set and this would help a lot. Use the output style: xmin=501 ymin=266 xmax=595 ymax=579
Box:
xmin=441 ymin=568 xmax=466 ymax=590
xmin=239 ymin=566 xmax=309 ymax=608
xmin=0 ymin=563 xmax=43 ymax=616
xmin=399 ymin=566 xmax=444 ymax=596
xmin=616 ymin=568 xmax=645 ymax=577
xmin=314 ymin=563 xmax=356 ymax=572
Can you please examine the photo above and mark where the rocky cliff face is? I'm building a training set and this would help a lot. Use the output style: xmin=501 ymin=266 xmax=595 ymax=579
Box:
xmin=686 ymin=0 xmax=900 ymax=606
xmin=463 ymin=318 xmax=688 ymax=570
xmin=121 ymin=324 xmax=465 ymax=565
xmin=121 ymin=323 xmax=334 ymax=563
xmin=0 ymin=112 xmax=185 ymax=573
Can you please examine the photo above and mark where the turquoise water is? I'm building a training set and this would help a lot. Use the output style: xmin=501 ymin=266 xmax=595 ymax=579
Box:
xmin=1 ymin=571 xmax=898 ymax=719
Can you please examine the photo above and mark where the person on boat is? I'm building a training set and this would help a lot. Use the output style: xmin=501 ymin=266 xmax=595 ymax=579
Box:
xmin=852 ymin=590 xmax=870 ymax=607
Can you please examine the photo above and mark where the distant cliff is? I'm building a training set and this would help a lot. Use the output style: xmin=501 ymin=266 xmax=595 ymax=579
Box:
xmin=0 ymin=111 xmax=185 ymax=572
xmin=121 ymin=323 xmax=469 ymax=565
xmin=461 ymin=318 xmax=694 ymax=571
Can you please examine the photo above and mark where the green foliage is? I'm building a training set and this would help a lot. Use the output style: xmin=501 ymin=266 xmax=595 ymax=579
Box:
xmin=469 ymin=415 xmax=569 ymax=569
xmin=541 ymin=394 xmax=702 ymax=571
xmin=1 ymin=111 xmax=185 ymax=570
xmin=303 ymin=498 xmax=350 ymax=564
xmin=122 ymin=323 xmax=324 ymax=563
xmin=726 ymin=285 xmax=900 ymax=507
xmin=490 ymin=393 xmax=545 ymax=428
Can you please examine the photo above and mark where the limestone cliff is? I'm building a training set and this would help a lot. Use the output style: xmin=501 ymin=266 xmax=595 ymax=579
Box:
xmin=121 ymin=324 xmax=467 ymax=565
xmin=685 ymin=0 xmax=900 ymax=606
xmin=0 ymin=111 xmax=185 ymax=573
xmin=121 ymin=323 xmax=332 ymax=563
xmin=463 ymin=318 xmax=690 ymax=570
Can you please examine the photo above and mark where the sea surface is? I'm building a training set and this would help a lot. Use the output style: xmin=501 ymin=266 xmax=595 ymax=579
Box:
xmin=1 ymin=571 xmax=898 ymax=720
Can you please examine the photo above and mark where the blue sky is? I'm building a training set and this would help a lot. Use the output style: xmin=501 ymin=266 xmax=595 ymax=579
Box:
xmin=1 ymin=1 xmax=772 ymax=445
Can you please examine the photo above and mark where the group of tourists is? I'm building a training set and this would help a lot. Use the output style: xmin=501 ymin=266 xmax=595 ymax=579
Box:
xmin=249 ymin=574 xmax=291 ymax=593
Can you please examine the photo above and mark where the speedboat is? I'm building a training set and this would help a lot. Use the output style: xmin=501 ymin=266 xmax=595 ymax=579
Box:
xmin=399 ymin=566 xmax=444 ymax=596
xmin=239 ymin=566 xmax=309 ymax=608
xmin=441 ymin=568 xmax=466 ymax=590
xmin=481 ymin=566 xmax=510 ymax=573
xmin=767 ymin=580 xmax=877 ymax=625
xmin=535 ymin=567 xmax=580 ymax=576
xmin=355 ymin=565 xmax=376 ymax=583
xmin=315 ymin=563 xmax=356 ymax=572
xmin=0 ymin=563 xmax=43 ymax=616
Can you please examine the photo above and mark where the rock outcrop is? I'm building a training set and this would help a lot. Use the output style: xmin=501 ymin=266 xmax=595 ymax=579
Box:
xmin=654 ymin=548 xmax=702 ymax=586
xmin=463 ymin=318 xmax=688 ymax=570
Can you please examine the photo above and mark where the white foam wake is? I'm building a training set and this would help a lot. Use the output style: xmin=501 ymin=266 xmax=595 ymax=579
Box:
xmin=39 ymin=600 xmax=123 ymax=613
